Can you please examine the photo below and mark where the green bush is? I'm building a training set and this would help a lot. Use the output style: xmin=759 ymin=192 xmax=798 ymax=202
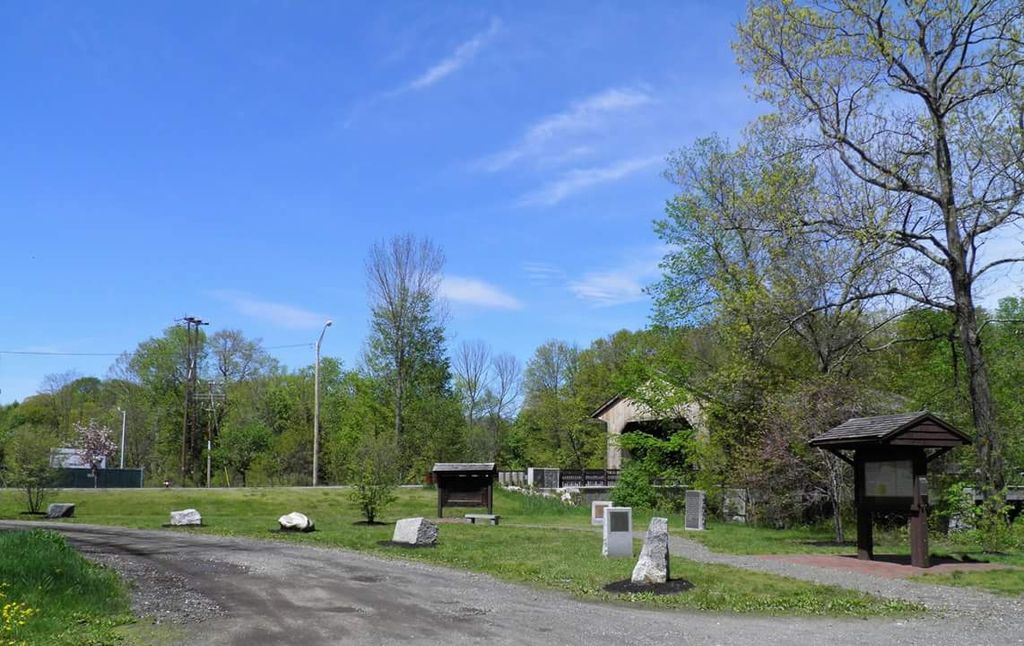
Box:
xmin=611 ymin=463 xmax=658 ymax=509
xmin=346 ymin=433 xmax=399 ymax=523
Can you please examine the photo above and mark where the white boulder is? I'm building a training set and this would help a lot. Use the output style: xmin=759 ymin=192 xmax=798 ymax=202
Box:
xmin=392 ymin=517 xmax=438 ymax=546
xmin=170 ymin=508 xmax=202 ymax=526
xmin=278 ymin=511 xmax=315 ymax=532
xmin=631 ymin=517 xmax=670 ymax=584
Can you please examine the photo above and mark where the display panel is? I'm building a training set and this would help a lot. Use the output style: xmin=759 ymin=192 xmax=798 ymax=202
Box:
xmin=864 ymin=460 xmax=913 ymax=497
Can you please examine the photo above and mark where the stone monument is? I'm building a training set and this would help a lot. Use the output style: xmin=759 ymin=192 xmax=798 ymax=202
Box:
xmin=170 ymin=509 xmax=202 ymax=526
xmin=602 ymin=506 xmax=633 ymax=557
xmin=46 ymin=503 xmax=75 ymax=519
xmin=631 ymin=517 xmax=670 ymax=584
xmin=591 ymin=500 xmax=611 ymax=526
xmin=684 ymin=490 xmax=705 ymax=531
xmin=393 ymin=517 xmax=438 ymax=546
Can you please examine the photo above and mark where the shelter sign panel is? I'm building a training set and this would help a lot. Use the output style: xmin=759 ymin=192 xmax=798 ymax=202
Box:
xmin=864 ymin=460 xmax=913 ymax=498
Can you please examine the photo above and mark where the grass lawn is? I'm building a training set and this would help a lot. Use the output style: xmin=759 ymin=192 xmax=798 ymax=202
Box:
xmin=0 ymin=529 xmax=133 ymax=645
xmin=0 ymin=487 xmax=921 ymax=618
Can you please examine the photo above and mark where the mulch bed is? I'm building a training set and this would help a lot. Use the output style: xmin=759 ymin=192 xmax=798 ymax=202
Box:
xmin=161 ymin=523 xmax=207 ymax=528
xmin=268 ymin=527 xmax=317 ymax=534
xmin=603 ymin=578 xmax=694 ymax=595
xmin=376 ymin=540 xmax=437 ymax=549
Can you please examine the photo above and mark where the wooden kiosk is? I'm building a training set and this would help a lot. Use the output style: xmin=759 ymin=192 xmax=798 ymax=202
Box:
xmin=809 ymin=412 xmax=971 ymax=568
xmin=432 ymin=462 xmax=497 ymax=518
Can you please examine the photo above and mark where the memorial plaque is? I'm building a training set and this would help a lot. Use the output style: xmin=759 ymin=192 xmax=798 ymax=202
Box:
xmin=591 ymin=500 xmax=611 ymax=526
xmin=602 ymin=506 xmax=633 ymax=557
xmin=684 ymin=490 xmax=705 ymax=531
xmin=527 ymin=467 xmax=561 ymax=489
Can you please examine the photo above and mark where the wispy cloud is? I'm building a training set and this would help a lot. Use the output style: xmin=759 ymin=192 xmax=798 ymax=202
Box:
xmin=211 ymin=291 xmax=330 ymax=330
xmin=522 ymin=262 xmax=565 ymax=283
xmin=478 ymin=87 xmax=653 ymax=172
xmin=440 ymin=275 xmax=523 ymax=310
xmin=519 ymin=155 xmax=662 ymax=207
xmin=403 ymin=18 xmax=501 ymax=93
xmin=567 ymin=247 xmax=666 ymax=307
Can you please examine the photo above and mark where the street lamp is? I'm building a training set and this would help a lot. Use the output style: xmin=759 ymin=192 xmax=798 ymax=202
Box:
xmin=117 ymin=407 xmax=127 ymax=469
xmin=313 ymin=319 xmax=333 ymax=486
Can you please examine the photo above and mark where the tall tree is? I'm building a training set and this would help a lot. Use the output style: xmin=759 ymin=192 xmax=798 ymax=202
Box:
xmin=364 ymin=235 xmax=452 ymax=469
xmin=737 ymin=0 xmax=1024 ymax=490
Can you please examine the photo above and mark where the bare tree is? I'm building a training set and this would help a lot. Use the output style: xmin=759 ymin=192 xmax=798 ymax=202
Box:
xmin=490 ymin=352 xmax=523 ymax=420
xmin=453 ymin=340 xmax=491 ymax=428
xmin=365 ymin=235 xmax=446 ymax=442
xmin=738 ymin=0 xmax=1024 ymax=490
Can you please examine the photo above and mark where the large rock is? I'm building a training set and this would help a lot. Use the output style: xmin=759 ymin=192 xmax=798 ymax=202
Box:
xmin=392 ymin=517 xmax=438 ymax=546
xmin=631 ymin=517 xmax=670 ymax=584
xmin=278 ymin=511 xmax=315 ymax=532
xmin=46 ymin=503 xmax=75 ymax=519
xmin=170 ymin=509 xmax=202 ymax=526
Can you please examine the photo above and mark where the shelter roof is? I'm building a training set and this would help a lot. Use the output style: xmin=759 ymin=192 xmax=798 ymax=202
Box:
xmin=809 ymin=411 xmax=971 ymax=449
xmin=432 ymin=462 xmax=496 ymax=473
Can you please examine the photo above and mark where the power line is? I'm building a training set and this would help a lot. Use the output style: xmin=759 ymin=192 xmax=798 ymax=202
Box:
xmin=0 ymin=343 xmax=313 ymax=357
xmin=0 ymin=350 xmax=122 ymax=357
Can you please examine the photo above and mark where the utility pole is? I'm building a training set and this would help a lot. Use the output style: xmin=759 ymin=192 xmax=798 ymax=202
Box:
xmin=195 ymin=381 xmax=224 ymax=488
xmin=117 ymin=407 xmax=127 ymax=468
xmin=177 ymin=315 xmax=208 ymax=484
xmin=313 ymin=320 xmax=333 ymax=486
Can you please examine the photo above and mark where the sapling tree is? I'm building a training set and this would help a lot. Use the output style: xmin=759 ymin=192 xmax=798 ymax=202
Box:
xmin=74 ymin=420 xmax=118 ymax=488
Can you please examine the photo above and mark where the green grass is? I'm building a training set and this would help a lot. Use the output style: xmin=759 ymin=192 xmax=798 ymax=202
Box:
xmin=0 ymin=529 xmax=133 ymax=645
xmin=0 ymin=487 xmax=921 ymax=617
xmin=912 ymin=568 xmax=1024 ymax=596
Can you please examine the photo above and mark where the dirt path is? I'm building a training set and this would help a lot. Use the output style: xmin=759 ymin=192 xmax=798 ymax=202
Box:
xmin=2 ymin=520 xmax=1022 ymax=645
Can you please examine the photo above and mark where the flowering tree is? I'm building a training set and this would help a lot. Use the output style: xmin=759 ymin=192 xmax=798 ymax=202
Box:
xmin=74 ymin=420 xmax=118 ymax=488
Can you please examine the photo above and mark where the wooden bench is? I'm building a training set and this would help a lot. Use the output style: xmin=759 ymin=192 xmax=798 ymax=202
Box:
xmin=465 ymin=514 xmax=500 ymax=525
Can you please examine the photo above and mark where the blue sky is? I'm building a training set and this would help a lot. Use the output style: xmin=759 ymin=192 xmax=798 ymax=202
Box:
xmin=4 ymin=2 xmax=1016 ymax=404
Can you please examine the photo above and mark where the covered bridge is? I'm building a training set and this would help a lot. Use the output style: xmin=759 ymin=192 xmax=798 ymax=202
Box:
xmin=591 ymin=395 xmax=704 ymax=469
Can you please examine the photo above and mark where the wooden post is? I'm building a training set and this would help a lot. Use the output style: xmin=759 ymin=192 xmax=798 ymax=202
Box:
xmin=856 ymin=507 xmax=873 ymax=560
xmin=911 ymin=455 xmax=929 ymax=568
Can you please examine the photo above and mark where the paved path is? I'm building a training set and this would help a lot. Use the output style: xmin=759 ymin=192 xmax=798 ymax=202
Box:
xmin=657 ymin=531 xmax=1024 ymax=619
xmin=1 ymin=521 xmax=1022 ymax=645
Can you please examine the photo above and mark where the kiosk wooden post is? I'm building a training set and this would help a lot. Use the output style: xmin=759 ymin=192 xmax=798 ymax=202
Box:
xmin=810 ymin=412 xmax=970 ymax=569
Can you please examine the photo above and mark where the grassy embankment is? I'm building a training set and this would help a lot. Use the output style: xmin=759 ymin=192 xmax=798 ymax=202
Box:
xmin=0 ymin=529 xmax=133 ymax=645
xmin=683 ymin=518 xmax=1024 ymax=596
xmin=0 ymin=487 xmax=921 ymax=617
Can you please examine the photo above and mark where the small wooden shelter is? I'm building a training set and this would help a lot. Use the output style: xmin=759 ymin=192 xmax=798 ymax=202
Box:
xmin=809 ymin=411 xmax=971 ymax=568
xmin=432 ymin=463 xmax=497 ymax=518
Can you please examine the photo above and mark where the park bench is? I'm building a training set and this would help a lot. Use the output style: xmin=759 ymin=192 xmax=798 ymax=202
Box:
xmin=465 ymin=513 xmax=500 ymax=525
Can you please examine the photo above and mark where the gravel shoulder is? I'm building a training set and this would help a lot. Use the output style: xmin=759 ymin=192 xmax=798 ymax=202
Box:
xmin=1 ymin=520 xmax=1022 ymax=646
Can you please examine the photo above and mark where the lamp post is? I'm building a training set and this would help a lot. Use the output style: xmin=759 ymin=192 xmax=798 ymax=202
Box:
xmin=313 ymin=319 xmax=333 ymax=486
xmin=117 ymin=407 xmax=127 ymax=469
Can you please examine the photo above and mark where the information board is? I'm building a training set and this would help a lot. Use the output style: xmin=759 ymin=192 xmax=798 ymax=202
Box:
xmin=864 ymin=460 xmax=913 ymax=498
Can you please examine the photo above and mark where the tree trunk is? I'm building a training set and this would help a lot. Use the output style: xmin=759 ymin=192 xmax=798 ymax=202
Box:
xmin=951 ymin=273 xmax=1003 ymax=491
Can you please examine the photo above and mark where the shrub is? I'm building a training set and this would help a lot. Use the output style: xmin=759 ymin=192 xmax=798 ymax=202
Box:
xmin=346 ymin=433 xmax=399 ymax=523
xmin=611 ymin=463 xmax=658 ymax=509
xmin=4 ymin=425 xmax=59 ymax=514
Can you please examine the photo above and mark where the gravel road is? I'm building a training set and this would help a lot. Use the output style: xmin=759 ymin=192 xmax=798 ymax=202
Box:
xmin=1 ymin=520 xmax=1021 ymax=646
